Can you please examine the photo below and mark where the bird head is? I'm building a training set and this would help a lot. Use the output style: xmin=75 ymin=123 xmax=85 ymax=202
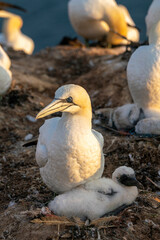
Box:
xmin=36 ymin=84 xmax=92 ymax=119
xmin=112 ymin=166 xmax=140 ymax=188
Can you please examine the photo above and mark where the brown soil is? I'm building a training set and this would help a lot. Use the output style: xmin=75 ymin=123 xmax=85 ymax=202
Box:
xmin=0 ymin=46 xmax=159 ymax=240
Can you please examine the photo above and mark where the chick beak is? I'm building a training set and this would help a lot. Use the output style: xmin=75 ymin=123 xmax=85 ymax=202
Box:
xmin=36 ymin=98 xmax=72 ymax=119
xmin=125 ymin=177 xmax=141 ymax=188
xmin=119 ymin=174 xmax=142 ymax=188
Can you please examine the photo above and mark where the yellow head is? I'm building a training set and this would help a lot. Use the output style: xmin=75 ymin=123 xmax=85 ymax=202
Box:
xmin=36 ymin=84 xmax=92 ymax=119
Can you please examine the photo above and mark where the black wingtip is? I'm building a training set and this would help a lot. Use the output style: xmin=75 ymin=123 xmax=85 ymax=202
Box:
xmin=0 ymin=2 xmax=27 ymax=12
xmin=23 ymin=139 xmax=38 ymax=147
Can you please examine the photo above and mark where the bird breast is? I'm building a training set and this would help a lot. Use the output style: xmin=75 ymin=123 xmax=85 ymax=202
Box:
xmin=40 ymin=116 xmax=102 ymax=192
xmin=127 ymin=44 xmax=160 ymax=114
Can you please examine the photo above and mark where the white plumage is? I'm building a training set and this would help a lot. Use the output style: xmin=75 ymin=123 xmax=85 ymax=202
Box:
xmin=36 ymin=84 xmax=104 ymax=193
xmin=145 ymin=0 xmax=160 ymax=36
xmin=127 ymin=19 xmax=160 ymax=134
xmin=68 ymin=0 xmax=139 ymax=45
xmin=0 ymin=45 xmax=12 ymax=95
xmin=49 ymin=166 xmax=139 ymax=220
xmin=0 ymin=11 xmax=34 ymax=55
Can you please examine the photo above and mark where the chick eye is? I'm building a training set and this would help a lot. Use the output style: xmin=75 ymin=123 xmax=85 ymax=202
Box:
xmin=66 ymin=96 xmax=73 ymax=103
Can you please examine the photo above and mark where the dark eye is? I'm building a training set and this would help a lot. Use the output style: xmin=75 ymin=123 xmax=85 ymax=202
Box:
xmin=66 ymin=96 xmax=73 ymax=103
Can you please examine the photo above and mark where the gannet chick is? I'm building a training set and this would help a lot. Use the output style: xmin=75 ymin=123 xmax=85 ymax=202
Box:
xmin=0 ymin=13 xmax=34 ymax=55
xmin=95 ymin=104 xmax=143 ymax=130
xmin=36 ymin=84 xmax=104 ymax=193
xmin=127 ymin=20 xmax=160 ymax=134
xmin=68 ymin=0 xmax=128 ymax=45
xmin=49 ymin=166 xmax=139 ymax=220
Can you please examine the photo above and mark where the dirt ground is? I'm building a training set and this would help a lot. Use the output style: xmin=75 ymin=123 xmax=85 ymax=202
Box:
xmin=0 ymin=46 xmax=160 ymax=240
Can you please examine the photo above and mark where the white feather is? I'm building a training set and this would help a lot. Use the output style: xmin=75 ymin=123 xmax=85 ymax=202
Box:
xmin=49 ymin=166 xmax=138 ymax=220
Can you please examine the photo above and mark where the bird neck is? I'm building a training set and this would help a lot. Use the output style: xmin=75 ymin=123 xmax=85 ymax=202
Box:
xmin=62 ymin=107 xmax=92 ymax=130
xmin=2 ymin=17 xmax=21 ymax=41
xmin=149 ymin=21 xmax=160 ymax=45
xmin=103 ymin=5 xmax=127 ymax=45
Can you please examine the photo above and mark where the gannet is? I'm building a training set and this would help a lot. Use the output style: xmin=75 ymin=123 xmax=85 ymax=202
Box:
xmin=0 ymin=2 xmax=26 ymax=95
xmin=68 ymin=0 xmax=139 ymax=45
xmin=0 ymin=12 xmax=34 ymax=55
xmin=118 ymin=5 xmax=139 ymax=43
xmin=126 ymin=19 xmax=160 ymax=134
xmin=0 ymin=64 xmax=12 ymax=95
xmin=95 ymin=104 xmax=143 ymax=131
xmin=0 ymin=44 xmax=12 ymax=96
xmin=36 ymin=84 xmax=104 ymax=193
xmin=49 ymin=166 xmax=139 ymax=220
xmin=145 ymin=0 xmax=160 ymax=37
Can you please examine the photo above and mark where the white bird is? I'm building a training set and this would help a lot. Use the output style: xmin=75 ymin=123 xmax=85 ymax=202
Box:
xmin=0 ymin=2 xmax=26 ymax=95
xmin=36 ymin=84 xmax=104 ymax=193
xmin=126 ymin=19 xmax=160 ymax=134
xmin=0 ymin=65 xmax=12 ymax=96
xmin=0 ymin=44 xmax=11 ymax=69
xmin=118 ymin=5 xmax=139 ymax=43
xmin=68 ymin=0 xmax=139 ymax=45
xmin=0 ymin=12 xmax=34 ymax=55
xmin=0 ymin=42 xmax=12 ymax=96
xmin=95 ymin=104 xmax=143 ymax=131
xmin=49 ymin=166 xmax=139 ymax=220
xmin=145 ymin=0 xmax=160 ymax=37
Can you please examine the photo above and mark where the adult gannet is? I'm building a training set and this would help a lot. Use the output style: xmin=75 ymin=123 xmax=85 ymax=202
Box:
xmin=0 ymin=2 xmax=27 ymax=95
xmin=49 ymin=166 xmax=139 ymax=220
xmin=68 ymin=0 xmax=139 ymax=45
xmin=36 ymin=84 xmax=104 ymax=193
xmin=118 ymin=5 xmax=139 ymax=43
xmin=0 ymin=64 xmax=12 ymax=95
xmin=126 ymin=19 xmax=160 ymax=134
xmin=0 ymin=13 xmax=34 ymax=55
xmin=0 ymin=44 xmax=12 ymax=95
xmin=145 ymin=0 xmax=160 ymax=37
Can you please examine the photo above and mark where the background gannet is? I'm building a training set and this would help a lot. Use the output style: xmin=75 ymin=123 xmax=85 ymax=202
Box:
xmin=0 ymin=44 xmax=11 ymax=69
xmin=126 ymin=19 xmax=160 ymax=134
xmin=0 ymin=13 xmax=34 ymax=55
xmin=145 ymin=0 xmax=160 ymax=37
xmin=0 ymin=64 xmax=12 ymax=95
xmin=36 ymin=84 xmax=104 ymax=193
xmin=68 ymin=0 xmax=139 ymax=45
xmin=118 ymin=5 xmax=139 ymax=43
xmin=0 ymin=43 xmax=12 ymax=96
xmin=48 ymin=166 xmax=139 ymax=220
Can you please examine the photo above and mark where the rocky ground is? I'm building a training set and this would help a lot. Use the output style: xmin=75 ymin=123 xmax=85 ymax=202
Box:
xmin=0 ymin=46 xmax=159 ymax=240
